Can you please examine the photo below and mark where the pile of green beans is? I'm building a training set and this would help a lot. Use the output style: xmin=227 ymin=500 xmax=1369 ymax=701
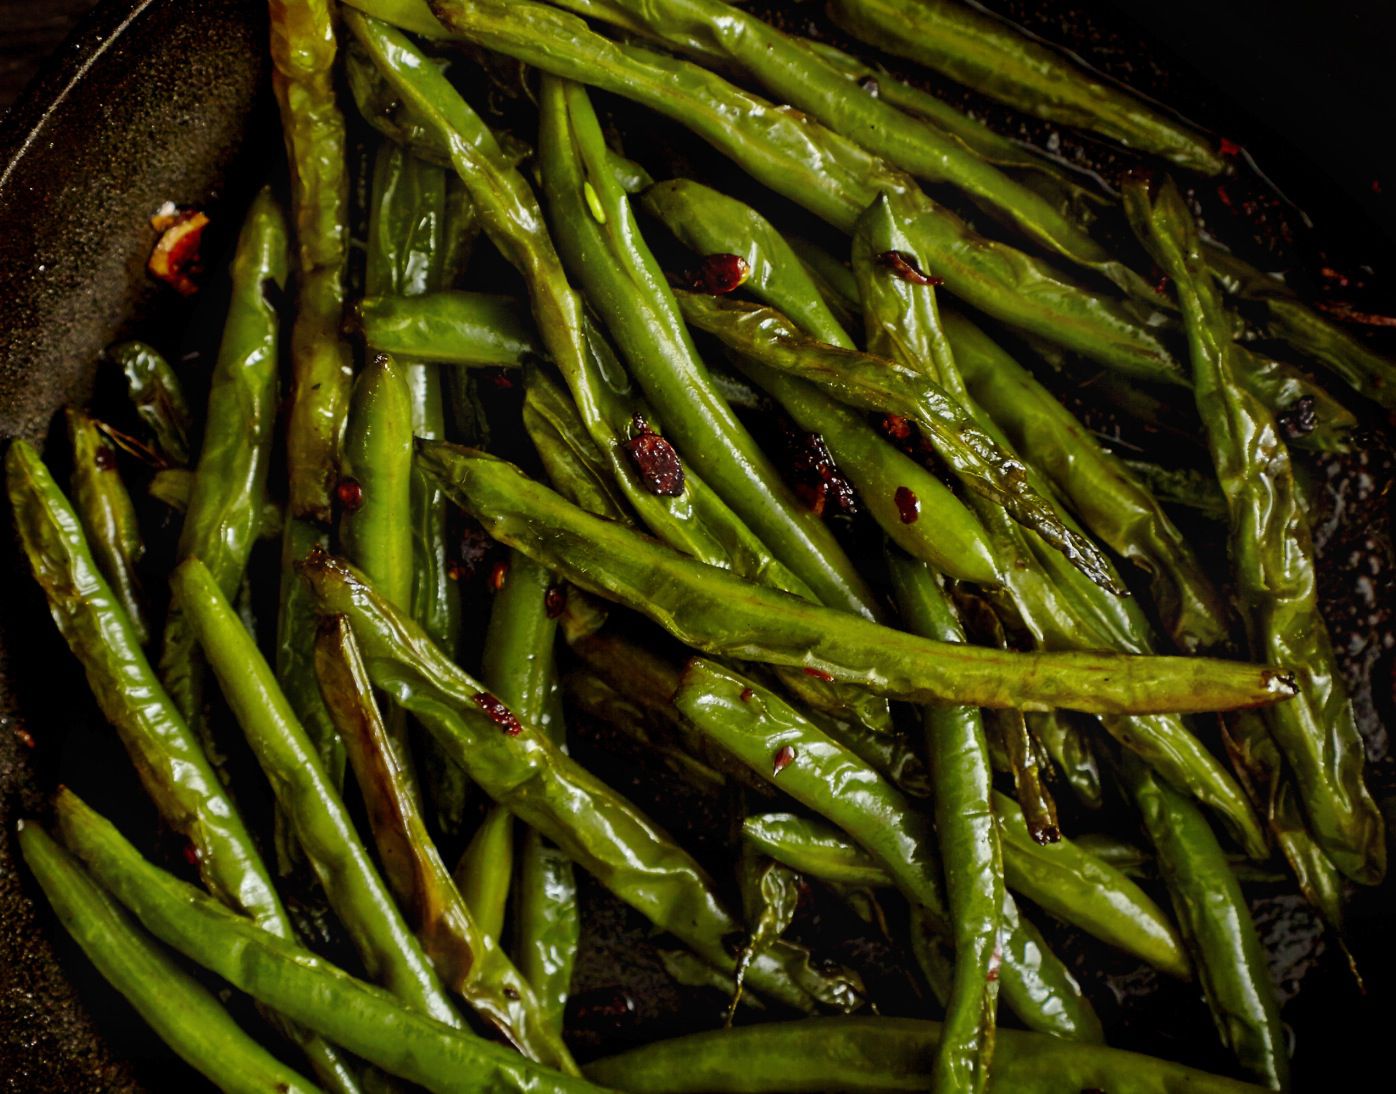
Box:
xmin=10 ymin=2 xmax=1393 ymax=1092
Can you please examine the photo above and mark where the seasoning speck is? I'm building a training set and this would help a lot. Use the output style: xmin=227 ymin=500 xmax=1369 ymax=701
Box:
xmin=877 ymin=250 xmax=942 ymax=286
xmin=472 ymin=692 xmax=523 ymax=736
xmin=772 ymin=745 xmax=796 ymax=774
xmin=894 ymin=485 xmax=920 ymax=524
xmin=335 ymin=478 xmax=364 ymax=512
xmin=624 ymin=419 xmax=686 ymax=496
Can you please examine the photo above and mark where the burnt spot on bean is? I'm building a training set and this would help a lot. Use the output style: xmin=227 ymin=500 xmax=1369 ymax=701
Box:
xmin=1278 ymin=395 xmax=1319 ymax=439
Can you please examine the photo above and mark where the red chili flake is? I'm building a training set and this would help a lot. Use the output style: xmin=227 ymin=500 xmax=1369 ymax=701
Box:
xmin=1373 ymin=178 xmax=1383 ymax=195
xmin=894 ymin=485 xmax=920 ymax=524
xmin=784 ymin=426 xmax=857 ymax=518
xmin=796 ymin=479 xmax=829 ymax=518
xmin=1215 ymin=185 xmax=1234 ymax=210
xmin=148 ymin=206 xmax=209 ymax=296
xmin=674 ymin=253 xmax=751 ymax=295
xmin=12 ymin=725 xmax=36 ymax=750
xmin=803 ymin=667 xmax=834 ymax=682
xmin=1315 ymin=302 xmax=1396 ymax=328
xmin=1153 ymin=270 xmax=1171 ymax=296
xmin=472 ymin=691 xmax=523 ymax=736
xmin=623 ymin=418 xmax=686 ymax=496
xmin=93 ymin=445 xmax=117 ymax=471
xmin=335 ymin=477 xmax=364 ymax=512
xmin=182 ymin=841 xmax=201 ymax=867
xmin=489 ymin=560 xmax=510 ymax=592
xmin=446 ymin=562 xmax=464 ymax=582
xmin=772 ymin=745 xmax=796 ymax=774
xmin=490 ymin=369 xmax=515 ymax=389
xmin=544 ymin=584 xmax=566 ymax=618
xmin=880 ymin=414 xmax=913 ymax=441
xmin=877 ymin=250 xmax=942 ymax=286
xmin=739 ymin=687 xmax=755 ymax=703
xmin=1218 ymin=137 xmax=1242 ymax=158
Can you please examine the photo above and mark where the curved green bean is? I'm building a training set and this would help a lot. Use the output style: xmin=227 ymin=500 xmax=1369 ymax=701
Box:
xmin=65 ymin=409 xmax=148 ymax=645
xmin=827 ymin=0 xmax=1224 ymax=174
xmin=108 ymin=340 xmax=193 ymax=465
xmin=1126 ymin=175 xmax=1384 ymax=886
xmin=314 ymin=617 xmax=576 ymax=1071
xmin=456 ymin=805 xmax=514 ymax=946
xmin=296 ymin=549 xmax=849 ymax=1012
xmin=356 ymin=292 xmax=538 ymax=366
xmin=53 ymin=792 xmax=607 ymax=1094
xmin=19 ymin=821 xmax=319 ymax=1094
xmin=418 ymin=442 xmax=1295 ymax=715
xmin=944 ymin=308 xmax=1228 ymax=652
xmin=585 ymin=1016 xmax=1266 ymax=1093
xmin=1122 ymin=755 xmax=1289 ymax=1089
xmin=172 ymin=558 xmax=460 ymax=1027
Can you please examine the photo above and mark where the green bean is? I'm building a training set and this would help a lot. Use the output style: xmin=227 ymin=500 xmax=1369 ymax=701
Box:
xmin=640 ymin=178 xmax=854 ymax=348
xmin=1208 ymin=245 xmax=1396 ymax=409
xmin=172 ymin=558 xmax=460 ymax=1026
xmin=53 ymin=792 xmax=607 ymax=1094
xmin=556 ymin=0 xmax=1152 ymax=297
xmin=788 ymin=237 xmax=861 ymax=326
xmin=65 ymin=409 xmax=149 ymax=644
xmin=271 ymin=0 xmax=354 ymax=522
xmin=148 ymin=469 xmax=283 ymax=539
xmin=456 ymin=805 xmax=513 ymax=946
xmin=741 ymin=814 xmax=889 ymax=889
xmin=296 ymin=549 xmax=848 ymax=1012
xmin=1122 ymin=459 xmax=1230 ymax=521
xmin=477 ymin=550 xmax=579 ymax=1033
xmin=584 ymin=1016 xmax=1268 ymax=1093
xmin=731 ymin=849 xmax=809 ymax=1010
xmin=827 ymin=0 xmax=1224 ymax=174
xmin=993 ymin=792 xmax=1189 ymax=979
xmin=1230 ymin=344 xmax=1357 ymax=455
xmin=18 ymin=821 xmax=319 ymax=1094
xmin=344 ymin=13 xmax=814 ymax=600
xmin=278 ymin=517 xmax=344 ymax=782
xmin=854 ymin=192 xmax=1266 ymax=855
xmin=6 ymin=442 xmax=358 ymax=1092
xmin=945 ymin=309 xmax=1228 ymax=652
xmin=637 ymin=179 xmax=997 ymax=585
xmin=1031 ymin=710 xmax=1103 ymax=810
xmin=356 ymin=292 xmax=538 ymax=366
xmin=674 ymin=660 xmax=1098 ymax=1041
xmin=883 ymin=555 xmax=999 ymax=1092
xmin=1126 ymin=175 xmax=1385 ymax=886
xmin=314 ymin=617 xmax=576 ymax=1071
xmin=538 ymin=76 xmax=878 ymax=619
xmin=1121 ymin=755 xmax=1289 ymax=1089
xmin=108 ymin=340 xmax=194 ymax=465
xmin=378 ymin=0 xmax=1181 ymax=381
xmin=159 ymin=187 xmax=289 ymax=760
xmin=418 ymin=442 xmax=1294 ymax=715
xmin=522 ymin=366 xmax=633 ymax=523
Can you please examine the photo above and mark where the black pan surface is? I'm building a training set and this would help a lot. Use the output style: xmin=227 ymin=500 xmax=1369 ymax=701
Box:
xmin=2 ymin=1 xmax=1393 ymax=1089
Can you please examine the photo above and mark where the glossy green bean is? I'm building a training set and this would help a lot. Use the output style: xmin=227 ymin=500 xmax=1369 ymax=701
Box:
xmin=741 ymin=814 xmax=888 ymax=888
xmin=456 ymin=805 xmax=513 ymax=946
xmin=18 ymin=821 xmax=319 ymax=1094
xmin=271 ymin=0 xmax=354 ymax=522
xmin=585 ymin=1016 xmax=1266 ymax=1093
xmin=522 ymin=366 xmax=633 ymax=523
xmin=1121 ymin=460 xmax=1229 ymax=521
xmin=1126 ymin=175 xmax=1384 ymax=886
xmin=419 ymin=442 xmax=1294 ymax=715
xmin=883 ymin=555 xmax=999 ymax=1093
xmin=160 ymin=187 xmax=289 ymax=749
xmin=356 ymin=292 xmax=538 ymax=366
xmin=148 ymin=469 xmax=283 ymax=539
xmin=538 ymin=76 xmax=878 ymax=619
xmin=854 ymin=193 xmax=1265 ymax=855
xmin=314 ymin=617 xmax=575 ymax=1071
xmin=558 ymin=0 xmax=1151 ymax=297
xmin=1122 ymin=755 xmax=1289 ymax=1089
xmin=377 ymin=0 xmax=1181 ymax=381
xmin=108 ymin=340 xmax=193 ymax=465
xmin=640 ymin=178 xmax=853 ymax=348
xmin=297 ymin=549 xmax=849 ymax=1012
xmin=477 ymin=550 xmax=579 ymax=1032
xmin=53 ymin=792 xmax=606 ymax=1094
xmin=827 ymin=0 xmax=1224 ymax=174
xmin=6 ymin=442 xmax=357 ymax=1092
xmin=278 ymin=517 xmax=344 ymax=782
xmin=65 ymin=409 xmax=148 ymax=644
xmin=945 ymin=309 xmax=1228 ymax=652
xmin=172 ymin=558 xmax=460 ymax=1027
xmin=344 ymin=13 xmax=813 ymax=599
xmin=635 ymin=179 xmax=997 ymax=584
xmin=674 ymin=660 xmax=1098 ymax=1041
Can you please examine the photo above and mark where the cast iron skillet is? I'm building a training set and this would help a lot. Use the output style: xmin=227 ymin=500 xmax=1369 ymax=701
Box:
xmin=1 ymin=1 xmax=1393 ymax=1089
